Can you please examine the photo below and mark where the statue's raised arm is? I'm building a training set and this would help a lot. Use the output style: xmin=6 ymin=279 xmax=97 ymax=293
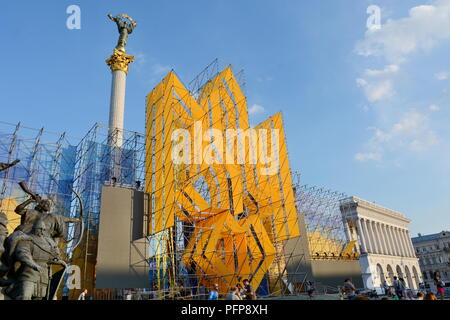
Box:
xmin=0 ymin=160 xmax=20 ymax=173
xmin=107 ymin=13 xmax=137 ymax=53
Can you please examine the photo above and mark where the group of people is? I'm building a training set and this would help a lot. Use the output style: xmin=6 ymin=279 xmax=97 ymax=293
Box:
xmin=385 ymin=276 xmax=408 ymax=299
xmin=207 ymin=279 xmax=256 ymax=300
xmin=381 ymin=291 xmax=440 ymax=300
xmin=341 ymin=273 xmax=446 ymax=300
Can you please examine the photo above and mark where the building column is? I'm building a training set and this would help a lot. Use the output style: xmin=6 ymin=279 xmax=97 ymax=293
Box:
xmin=377 ymin=222 xmax=388 ymax=255
xmin=394 ymin=228 xmax=406 ymax=257
xmin=401 ymin=230 xmax=411 ymax=257
xmin=387 ymin=225 xmax=399 ymax=256
xmin=343 ymin=219 xmax=353 ymax=242
xmin=356 ymin=218 xmax=368 ymax=253
xmin=106 ymin=49 xmax=135 ymax=148
xmin=374 ymin=222 xmax=384 ymax=254
xmin=399 ymin=229 xmax=411 ymax=257
xmin=405 ymin=230 xmax=416 ymax=257
xmin=364 ymin=219 xmax=373 ymax=253
xmin=394 ymin=227 xmax=404 ymax=257
xmin=381 ymin=224 xmax=392 ymax=255
xmin=397 ymin=228 xmax=409 ymax=257
xmin=369 ymin=221 xmax=381 ymax=254
xmin=363 ymin=219 xmax=374 ymax=253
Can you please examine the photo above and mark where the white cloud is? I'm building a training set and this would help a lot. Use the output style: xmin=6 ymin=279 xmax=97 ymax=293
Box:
xmin=365 ymin=64 xmax=400 ymax=77
xmin=356 ymin=64 xmax=399 ymax=102
xmin=355 ymin=110 xmax=438 ymax=161
xmin=248 ymin=104 xmax=265 ymax=115
xmin=354 ymin=152 xmax=382 ymax=162
xmin=151 ymin=63 xmax=172 ymax=76
xmin=429 ymin=104 xmax=440 ymax=111
xmin=357 ymin=77 xmax=395 ymax=102
xmin=434 ymin=71 xmax=449 ymax=80
xmin=354 ymin=2 xmax=446 ymax=164
xmin=355 ymin=0 xmax=450 ymax=63
xmin=356 ymin=78 xmax=367 ymax=87
xmin=256 ymin=76 xmax=273 ymax=82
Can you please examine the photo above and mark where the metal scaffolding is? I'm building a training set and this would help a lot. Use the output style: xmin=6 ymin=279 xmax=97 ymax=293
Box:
xmin=0 ymin=60 xmax=357 ymax=299
xmin=69 ymin=123 xmax=146 ymax=295
xmin=0 ymin=121 xmax=146 ymax=298
xmin=0 ymin=121 xmax=77 ymax=234
xmin=145 ymin=62 xmax=301 ymax=299
xmin=292 ymin=176 xmax=354 ymax=260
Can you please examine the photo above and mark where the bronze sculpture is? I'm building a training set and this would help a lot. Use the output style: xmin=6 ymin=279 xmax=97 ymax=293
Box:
xmin=4 ymin=219 xmax=66 ymax=300
xmin=0 ymin=213 xmax=8 ymax=280
xmin=13 ymin=181 xmax=81 ymax=238
xmin=0 ymin=181 xmax=83 ymax=300
xmin=107 ymin=14 xmax=137 ymax=53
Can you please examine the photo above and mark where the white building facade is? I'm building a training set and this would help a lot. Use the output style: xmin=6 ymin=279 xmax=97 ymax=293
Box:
xmin=340 ymin=197 xmax=422 ymax=292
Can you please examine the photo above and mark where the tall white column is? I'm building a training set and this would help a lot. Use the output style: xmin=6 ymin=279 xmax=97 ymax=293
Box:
xmin=106 ymin=49 xmax=135 ymax=148
xmin=108 ymin=70 xmax=127 ymax=147
xmin=356 ymin=218 xmax=367 ymax=253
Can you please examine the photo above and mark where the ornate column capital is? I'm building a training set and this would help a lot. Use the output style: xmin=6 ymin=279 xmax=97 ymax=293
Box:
xmin=106 ymin=49 xmax=135 ymax=74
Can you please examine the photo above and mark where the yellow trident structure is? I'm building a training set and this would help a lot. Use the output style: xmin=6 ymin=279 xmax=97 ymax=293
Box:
xmin=145 ymin=66 xmax=300 ymax=293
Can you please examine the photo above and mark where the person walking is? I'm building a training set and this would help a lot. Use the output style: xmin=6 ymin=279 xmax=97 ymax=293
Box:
xmin=78 ymin=289 xmax=88 ymax=300
xmin=342 ymin=278 xmax=357 ymax=300
xmin=433 ymin=271 xmax=445 ymax=301
xmin=393 ymin=276 xmax=402 ymax=298
xmin=243 ymin=279 xmax=256 ymax=300
xmin=208 ymin=283 xmax=219 ymax=300
xmin=305 ymin=281 xmax=315 ymax=299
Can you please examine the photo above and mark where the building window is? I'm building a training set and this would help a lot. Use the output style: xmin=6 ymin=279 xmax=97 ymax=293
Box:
xmin=423 ymin=272 xmax=428 ymax=280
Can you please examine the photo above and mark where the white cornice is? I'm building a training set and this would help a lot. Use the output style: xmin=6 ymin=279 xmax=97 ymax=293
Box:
xmin=340 ymin=196 xmax=411 ymax=224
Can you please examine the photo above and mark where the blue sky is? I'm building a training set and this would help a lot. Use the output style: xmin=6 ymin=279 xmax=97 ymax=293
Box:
xmin=1 ymin=0 xmax=449 ymax=235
